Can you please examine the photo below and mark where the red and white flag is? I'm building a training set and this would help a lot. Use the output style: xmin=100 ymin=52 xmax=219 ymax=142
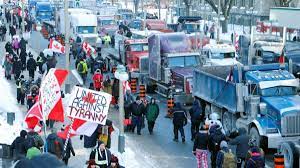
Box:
xmin=40 ymin=69 xmax=68 ymax=122
xmin=57 ymin=118 xmax=99 ymax=139
xmin=82 ymin=41 xmax=97 ymax=59
xmin=24 ymin=102 xmax=42 ymax=129
xmin=123 ymin=80 xmax=131 ymax=93
xmin=49 ymin=39 xmax=65 ymax=54
xmin=234 ymin=32 xmax=239 ymax=51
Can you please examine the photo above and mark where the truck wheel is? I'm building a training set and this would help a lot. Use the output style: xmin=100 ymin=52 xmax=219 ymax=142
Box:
xmin=249 ymin=127 xmax=261 ymax=147
xmin=222 ymin=111 xmax=236 ymax=134
xmin=280 ymin=142 xmax=299 ymax=168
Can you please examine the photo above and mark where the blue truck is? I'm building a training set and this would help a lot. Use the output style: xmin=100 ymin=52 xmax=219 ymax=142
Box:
xmin=193 ymin=64 xmax=300 ymax=167
xmin=35 ymin=2 xmax=53 ymax=22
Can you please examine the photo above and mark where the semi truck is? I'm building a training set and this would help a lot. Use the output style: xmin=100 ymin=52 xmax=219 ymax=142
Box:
xmin=193 ymin=63 xmax=300 ymax=167
xmin=148 ymin=32 xmax=201 ymax=103
xmin=29 ymin=1 xmax=53 ymax=22
xmin=56 ymin=8 xmax=101 ymax=48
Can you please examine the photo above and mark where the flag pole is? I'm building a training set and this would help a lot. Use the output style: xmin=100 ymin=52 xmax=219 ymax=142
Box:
xmin=38 ymin=91 xmax=48 ymax=153
xmin=63 ymin=118 xmax=75 ymax=157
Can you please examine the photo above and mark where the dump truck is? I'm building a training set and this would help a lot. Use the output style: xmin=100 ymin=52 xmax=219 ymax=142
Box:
xmin=193 ymin=63 xmax=300 ymax=167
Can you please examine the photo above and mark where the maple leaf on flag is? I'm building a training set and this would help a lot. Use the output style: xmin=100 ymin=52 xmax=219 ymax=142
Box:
xmin=83 ymin=92 xmax=96 ymax=104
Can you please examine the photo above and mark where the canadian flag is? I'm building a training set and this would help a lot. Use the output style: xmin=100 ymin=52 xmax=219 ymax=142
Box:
xmin=57 ymin=118 xmax=99 ymax=139
xmin=49 ymin=39 xmax=65 ymax=54
xmin=40 ymin=69 xmax=68 ymax=122
xmin=82 ymin=41 xmax=97 ymax=59
xmin=24 ymin=102 xmax=42 ymax=129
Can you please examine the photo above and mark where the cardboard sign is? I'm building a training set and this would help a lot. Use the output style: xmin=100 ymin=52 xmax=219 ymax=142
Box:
xmin=40 ymin=69 xmax=61 ymax=116
xmin=67 ymin=86 xmax=112 ymax=125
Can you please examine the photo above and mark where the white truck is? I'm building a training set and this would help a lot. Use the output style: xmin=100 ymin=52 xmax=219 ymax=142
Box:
xmin=200 ymin=43 xmax=242 ymax=66
xmin=56 ymin=8 xmax=101 ymax=48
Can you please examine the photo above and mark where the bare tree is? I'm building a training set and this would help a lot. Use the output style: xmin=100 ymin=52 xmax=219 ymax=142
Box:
xmin=273 ymin=0 xmax=293 ymax=7
xmin=134 ymin=0 xmax=140 ymax=14
xmin=204 ymin=0 xmax=235 ymax=33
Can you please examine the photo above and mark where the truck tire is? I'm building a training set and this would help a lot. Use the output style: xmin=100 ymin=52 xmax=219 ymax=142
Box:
xmin=280 ymin=142 xmax=299 ymax=168
xmin=249 ymin=127 xmax=261 ymax=147
xmin=222 ymin=111 xmax=236 ymax=134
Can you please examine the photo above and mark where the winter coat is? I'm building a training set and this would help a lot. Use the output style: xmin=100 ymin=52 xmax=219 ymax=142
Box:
xmin=130 ymin=102 xmax=145 ymax=117
xmin=46 ymin=133 xmax=64 ymax=159
xmin=229 ymin=128 xmax=250 ymax=158
xmin=216 ymin=147 xmax=230 ymax=168
xmin=26 ymin=147 xmax=41 ymax=159
xmin=27 ymin=132 xmax=44 ymax=149
xmin=77 ymin=60 xmax=88 ymax=74
xmin=208 ymin=125 xmax=226 ymax=152
xmin=193 ymin=131 xmax=209 ymax=151
xmin=20 ymin=38 xmax=27 ymax=50
xmin=189 ymin=100 xmax=203 ymax=123
xmin=103 ymin=79 xmax=112 ymax=94
xmin=124 ymin=92 xmax=134 ymax=108
xmin=11 ymin=136 xmax=27 ymax=157
xmin=20 ymin=50 xmax=27 ymax=62
xmin=15 ymin=153 xmax=68 ymax=168
xmin=62 ymin=139 xmax=75 ymax=159
xmin=12 ymin=39 xmax=20 ymax=49
xmin=82 ymin=125 xmax=101 ymax=148
xmin=27 ymin=58 xmax=37 ymax=71
xmin=112 ymin=79 xmax=119 ymax=97
xmin=13 ymin=59 xmax=22 ymax=75
xmin=89 ymin=148 xmax=112 ymax=168
xmin=93 ymin=73 xmax=103 ymax=89
xmin=146 ymin=103 xmax=159 ymax=122
xmin=3 ymin=57 xmax=13 ymax=75
xmin=5 ymin=42 xmax=13 ymax=53
xmin=172 ymin=103 xmax=187 ymax=127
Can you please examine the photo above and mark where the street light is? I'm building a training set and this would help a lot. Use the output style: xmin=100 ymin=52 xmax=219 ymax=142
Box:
xmin=114 ymin=64 xmax=129 ymax=153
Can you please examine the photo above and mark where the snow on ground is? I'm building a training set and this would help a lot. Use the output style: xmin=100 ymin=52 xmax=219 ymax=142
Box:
xmin=0 ymin=67 xmax=25 ymax=145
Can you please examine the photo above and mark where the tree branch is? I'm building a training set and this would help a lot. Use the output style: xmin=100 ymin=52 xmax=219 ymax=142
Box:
xmin=204 ymin=0 xmax=218 ymax=13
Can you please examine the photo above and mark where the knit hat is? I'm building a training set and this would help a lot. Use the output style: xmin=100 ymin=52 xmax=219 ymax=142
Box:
xmin=111 ymin=155 xmax=119 ymax=163
xmin=220 ymin=140 xmax=228 ymax=148
xmin=20 ymin=130 xmax=27 ymax=138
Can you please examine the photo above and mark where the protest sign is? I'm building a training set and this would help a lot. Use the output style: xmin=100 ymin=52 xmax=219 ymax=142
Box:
xmin=40 ymin=69 xmax=62 ymax=116
xmin=67 ymin=86 xmax=112 ymax=125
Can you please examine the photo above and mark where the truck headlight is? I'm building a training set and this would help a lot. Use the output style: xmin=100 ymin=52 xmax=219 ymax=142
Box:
xmin=175 ymin=88 xmax=183 ymax=92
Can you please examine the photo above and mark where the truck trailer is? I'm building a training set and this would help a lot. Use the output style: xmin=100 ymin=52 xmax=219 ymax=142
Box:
xmin=193 ymin=64 xmax=300 ymax=167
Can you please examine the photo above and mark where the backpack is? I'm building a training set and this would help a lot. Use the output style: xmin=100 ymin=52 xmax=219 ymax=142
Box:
xmin=222 ymin=150 xmax=237 ymax=168
xmin=247 ymin=147 xmax=265 ymax=168
xmin=77 ymin=62 xmax=84 ymax=73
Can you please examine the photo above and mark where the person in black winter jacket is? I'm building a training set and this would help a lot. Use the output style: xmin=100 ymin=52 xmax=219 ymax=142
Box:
xmin=27 ymin=54 xmax=37 ymax=79
xmin=130 ymin=96 xmax=146 ymax=135
xmin=5 ymin=41 xmax=13 ymax=54
xmin=62 ymin=139 xmax=75 ymax=165
xmin=208 ymin=124 xmax=226 ymax=168
xmin=11 ymin=130 xmax=28 ymax=161
xmin=172 ymin=102 xmax=187 ymax=143
xmin=112 ymin=78 xmax=119 ymax=105
xmin=229 ymin=127 xmax=250 ymax=168
xmin=193 ymin=127 xmax=210 ymax=168
xmin=20 ymin=37 xmax=27 ymax=51
xmin=189 ymin=99 xmax=204 ymax=141
xmin=20 ymin=48 xmax=27 ymax=70
xmin=13 ymin=57 xmax=22 ymax=80
xmin=46 ymin=132 xmax=64 ymax=159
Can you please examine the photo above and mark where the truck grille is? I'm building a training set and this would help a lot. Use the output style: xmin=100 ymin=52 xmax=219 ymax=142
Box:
xmin=140 ymin=57 xmax=149 ymax=73
xmin=281 ymin=114 xmax=300 ymax=136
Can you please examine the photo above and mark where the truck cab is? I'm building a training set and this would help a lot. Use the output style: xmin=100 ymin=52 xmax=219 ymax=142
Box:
xmin=97 ymin=16 xmax=118 ymax=37
xmin=201 ymin=44 xmax=241 ymax=66
xmin=253 ymin=41 xmax=282 ymax=64
xmin=35 ymin=2 xmax=53 ymax=22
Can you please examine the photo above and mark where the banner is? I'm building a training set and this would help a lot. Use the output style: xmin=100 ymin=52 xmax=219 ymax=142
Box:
xmin=67 ymin=86 xmax=112 ymax=125
xmin=40 ymin=69 xmax=62 ymax=117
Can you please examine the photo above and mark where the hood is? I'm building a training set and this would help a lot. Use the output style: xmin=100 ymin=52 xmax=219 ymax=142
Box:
xmin=210 ymin=58 xmax=242 ymax=66
xmin=261 ymin=95 xmax=300 ymax=116
xmin=171 ymin=67 xmax=194 ymax=78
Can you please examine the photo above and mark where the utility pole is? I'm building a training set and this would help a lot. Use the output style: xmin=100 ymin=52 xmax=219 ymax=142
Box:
xmin=64 ymin=0 xmax=71 ymax=93
xmin=158 ymin=0 xmax=161 ymax=19
xmin=21 ymin=0 xmax=25 ymax=36
xmin=217 ymin=0 xmax=221 ymax=43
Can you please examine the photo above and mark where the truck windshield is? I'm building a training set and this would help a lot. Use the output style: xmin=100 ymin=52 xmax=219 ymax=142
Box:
xmin=211 ymin=52 xmax=235 ymax=59
xmin=37 ymin=11 xmax=51 ymax=17
xmin=129 ymin=43 xmax=148 ymax=52
xmin=77 ymin=26 xmax=96 ymax=34
xmin=101 ymin=20 xmax=116 ymax=26
xmin=183 ymin=24 xmax=197 ymax=33
xmin=168 ymin=55 xmax=199 ymax=67
xmin=261 ymin=86 xmax=297 ymax=96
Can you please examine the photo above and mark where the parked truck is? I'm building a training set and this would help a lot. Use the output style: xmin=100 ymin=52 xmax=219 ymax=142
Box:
xmin=56 ymin=8 xmax=101 ymax=48
xmin=148 ymin=32 xmax=201 ymax=103
xmin=35 ymin=1 xmax=53 ymax=22
xmin=193 ymin=64 xmax=300 ymax=167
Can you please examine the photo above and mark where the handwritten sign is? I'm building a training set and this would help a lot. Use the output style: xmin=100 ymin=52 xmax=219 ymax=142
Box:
xmin=67 ymin=86 xmax=112 ymax=125
xmin=40 ymin=69 xmax=61 ymax=116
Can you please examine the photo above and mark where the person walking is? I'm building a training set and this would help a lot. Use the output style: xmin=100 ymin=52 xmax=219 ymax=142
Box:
xmin=229 ymin=127 xmax=250 ymax=168
xmin=216 ymin=141 xmax=237 ymax=168
xmin=16 ymin=75 xmax=26 ymax=105
xmin=130 ymin=96 xmax=146 ymax=135
xmin=103 ymin=33 xmax=111 ymax=47
xmin=145 ymin=98 xmax=159 ymax=134
xmin=209 ymin=23 xmax=215 ymax=39
xmin=93 ymin=69 xmax=103 ymax=91
xmin=193 ymin=126 xmax=210 ymax=168
xmin=245 ymin=139 xmax=265 ymax=168
xmin=112 ymin=78 xmax=119 ymax=105
xmin=3 ymin=53 xmax=13 ymax=80
xmin=11 ymin=130 xmax=28 ymax=161
xmin=62 ymin=139 xmax=75 ymax=165
xmin=27 ymin=54 xmax=37 ymax=80
xmin=172 ymin=102 xmax=187 ymax=143
xmin=89 ymin=141 xmax=112 ymax=168
xmin=36 ymin=52 xmax=46 ymax=73
xmin=13 ymin=57 xmax=22 ymax=80
xmin=103 ymin=76 xmax=112 ymax=94
xmin=208 ymin=123 xmax=226 ymax=168
xmin=189 ymin=99 xmax=204 ymax=141
xmin=26 ymin=130 xmax=44 ymax=150
xmin=124 ymin=90 xmax=134 ymax=132
xmin=46 ymin=130 xmax=64 ymax=159
xmin=20 ymin=48 xmax=27 ymax=70
xmin=109 ymin=155 xmax=125 ymax=168
xmin=20 ymin=37 xmax=27 ymax=51
xmin=77 ymin=58 xmax=88 ymax=85
xmin=12 ymin=36 xmax=20 ymax=55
